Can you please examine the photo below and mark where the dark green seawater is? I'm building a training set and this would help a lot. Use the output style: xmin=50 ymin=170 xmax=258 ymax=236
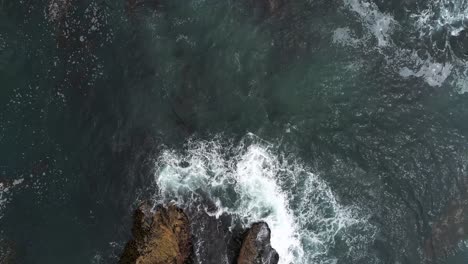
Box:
xmin=1 ymin=0 xmax=468 ymax=263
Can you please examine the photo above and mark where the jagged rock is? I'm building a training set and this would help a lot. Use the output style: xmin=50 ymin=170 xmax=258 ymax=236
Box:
xmin=184 ymin=199 xmax=245 ymax=263
xmin=119 ymin=202 xmax=192 ymax=264
xmin=237 ymin=222 xmax=279 ymax=264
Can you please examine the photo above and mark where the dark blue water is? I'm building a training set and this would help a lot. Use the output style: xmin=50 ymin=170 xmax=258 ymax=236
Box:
xmin=1 ymin=0 xmax=468 ymax=263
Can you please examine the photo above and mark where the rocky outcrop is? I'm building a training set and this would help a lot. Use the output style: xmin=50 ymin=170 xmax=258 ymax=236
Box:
xmin=119 ymin=202 xmax=192 ymax=264
xmin=238 ymin=222 xmax=279 ymax=264
xmin=120 ymin=203 xmax=280 ymax=264
xmin=185 ymin=204 xmax=245 ymax=263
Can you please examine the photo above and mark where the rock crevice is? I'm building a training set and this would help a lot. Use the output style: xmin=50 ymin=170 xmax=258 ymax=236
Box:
xmin=120 ymin=202 xmax=279 ymax=264
xmin=238 ymin=222 xmax=279 ymax=264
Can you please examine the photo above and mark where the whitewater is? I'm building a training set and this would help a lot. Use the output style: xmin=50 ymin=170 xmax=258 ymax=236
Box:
xmin=338 ymin=0 xmax=468 ymax=91
xmin=153 ymin=134 xmax=376 ymax=264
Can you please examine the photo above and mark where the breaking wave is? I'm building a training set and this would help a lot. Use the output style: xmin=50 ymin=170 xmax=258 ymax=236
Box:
xmin=411 ymin=0 xmax=468 ymax=37
xmin=153 ymin=133 xmax=376 ymax=264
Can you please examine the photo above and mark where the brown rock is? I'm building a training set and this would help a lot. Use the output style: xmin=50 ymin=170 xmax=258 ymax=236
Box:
xmin=120 ymin=202 xmax=192 ymax=264
xmin=238 ymin=222 xmax=279 ymax=264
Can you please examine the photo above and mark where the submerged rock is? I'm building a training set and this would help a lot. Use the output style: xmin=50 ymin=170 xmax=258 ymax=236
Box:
xmin=254 ymin=0 xmax=283 ymax=14
xmin=238 ymin=222 xmax=279 ymax=264
xmin=0 ymin=240 xmax=15 ymax=264
xmin=119 ymin=202 xmax=192 ymax=264
xmin=248 ymin=0 xmax=284 ymax=19
xmin=424 ymin=199 xmax=468 ymax=262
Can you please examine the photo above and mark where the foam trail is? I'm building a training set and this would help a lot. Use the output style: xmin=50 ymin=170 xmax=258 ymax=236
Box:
xmin=412 ymin=0 xmax=468 ymax=37
xmin=238 ymin=145 xmax=303 ymax=263
xmin=339 ymin=0 xmax=468 ymax=88
xmin=154 ymin=134 xmax=375 ymax=264
xmin=344 ymin=0 xmax=396 ymax=47
xmin=0 ymin=178 xmax=24 ymax=219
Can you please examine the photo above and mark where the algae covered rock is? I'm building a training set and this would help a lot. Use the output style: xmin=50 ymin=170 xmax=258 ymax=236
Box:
xmin=237 ymin=222 xmax=279 ymax=264
xmin=120 ymin=201 xmax=192 ymax=264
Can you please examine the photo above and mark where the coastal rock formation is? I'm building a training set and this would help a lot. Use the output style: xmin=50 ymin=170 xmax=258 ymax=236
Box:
xmin=119 ymin=202 xmax=192 ymax=264
xmin=238 ymin=222 xmax=279 ymax=264
xmin=185 ymin=204 xmax=245 ymax=263
xmin=120 ymin=202 xmax=280 ymax=264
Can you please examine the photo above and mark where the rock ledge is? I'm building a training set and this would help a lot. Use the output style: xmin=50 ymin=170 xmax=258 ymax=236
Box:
xmin=119 ymin=202 xmax=192 ymax=264
xmin=238 ymin=222 xmax=279 ymax=264
xmin=120 ymin=203 xmax=279 ymax=264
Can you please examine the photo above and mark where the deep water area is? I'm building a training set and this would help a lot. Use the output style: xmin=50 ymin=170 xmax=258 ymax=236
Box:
xmin=1 ymin=0 xmax=468 ymax=263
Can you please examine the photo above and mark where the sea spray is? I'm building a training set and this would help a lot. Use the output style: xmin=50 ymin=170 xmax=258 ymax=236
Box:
xmin=154 ymin=134 xmax=376 ymax=264
xmin=339 ymin=0 xmax=468 ymax=89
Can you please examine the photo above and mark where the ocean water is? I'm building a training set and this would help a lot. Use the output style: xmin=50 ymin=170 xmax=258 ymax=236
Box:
xmin=1 ymin=0 xmax=468 ymax=263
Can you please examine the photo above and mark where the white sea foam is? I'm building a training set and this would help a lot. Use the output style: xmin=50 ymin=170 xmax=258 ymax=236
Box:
xmin=344 ymin=0 xmax=396 ymax=47
xmin=411 ymin=0 xmax=468 ymax=37
xmin=398 ymin=51 xmax=454 ymax=87
xmin=410 ymin=0 xmax=468 ymax=92
xmin=340 ymin=0 xmax=468 ymax=89
xmin=0 ymin=178 xmax=24 ymax=219
xmin=154 ymin=134 xmax=375 ymax=264
xmin=332 ymin=27 xmax=361 ymax=47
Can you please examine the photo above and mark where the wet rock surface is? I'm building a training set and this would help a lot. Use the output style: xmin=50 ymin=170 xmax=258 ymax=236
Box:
xmin=238 ymin=222 xmax=279 ymax=264
xmin=120 ymin=201 xmax=280 ymax=264
xmin=119 ymin=202 xmax=192 ymax=264
xmin=186 ymin=206 xmax=244 ymax=263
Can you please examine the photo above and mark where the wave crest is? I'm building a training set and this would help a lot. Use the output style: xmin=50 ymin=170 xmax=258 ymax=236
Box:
xmin=154 ymin=134 xmax=376 ymax=264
